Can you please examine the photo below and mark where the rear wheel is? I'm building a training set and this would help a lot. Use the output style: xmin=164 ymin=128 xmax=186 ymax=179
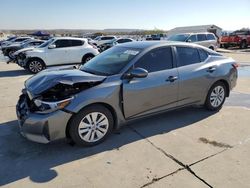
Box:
xmin=209 ymin=46 xmax=214 ymax=51
xmin=205 ymin=82 xmax=227 ymax=111
xmin=82 ymin=54 xmax=94 ymax=64
xmin=69 ymin=105 xmax=114 ymax=146
xmin=26 ymin=59 xmax=45 ymax=74
xmin=240 ymin=40 xmax=247 ymax=49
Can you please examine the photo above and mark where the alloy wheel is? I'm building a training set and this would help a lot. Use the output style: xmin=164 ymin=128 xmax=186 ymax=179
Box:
xmin=29 ymin=61 xmax=43 ymax=73
xmin=209 ymin=86 xmax=225 ymax=108
xmin=8 ymin=50 xmax=15 ymax=59
xmin=78 ymin=112 xmax=109 ymax=143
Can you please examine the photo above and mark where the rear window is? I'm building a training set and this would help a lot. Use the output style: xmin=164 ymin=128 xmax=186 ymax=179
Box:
xmin=198 ymin=49 xmax=209 ymax=61
xmin=101 ymin=37 xmax=115 ymax=40
xmin=71 ymin=40 xmax=84 ymax=46
xmin=15 ymin=38 xmax=29 ymax=42
xmin=206 ymin=34 xmax=216 ymax=40
xmin=197 ymin=34 xmax=207 ymax=41
xmin=176 ymin=47 xmax=200 ymax=67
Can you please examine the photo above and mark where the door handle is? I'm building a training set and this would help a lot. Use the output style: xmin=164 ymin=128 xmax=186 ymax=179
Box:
xmin=166 ymin=76 xmax=178 ymax=82
xmin=207 ymin=67 xmax=216 ymax=73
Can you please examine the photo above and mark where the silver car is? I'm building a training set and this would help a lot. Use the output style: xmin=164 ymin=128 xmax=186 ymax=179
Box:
xmin=16 ymin=41 xmax=238 ymax=146
xmin=168 ymin=33 xmax=218 ymax=50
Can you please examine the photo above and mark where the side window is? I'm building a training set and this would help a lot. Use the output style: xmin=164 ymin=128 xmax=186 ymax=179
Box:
xmin=117 ymin=39 xmax=124 ymax=43
xmin=123 ymin=39 xmax=132 ymax=43
xmin=101 ymin=37 xmax=113 ymax=40
xmin=206 ymin=34 xmax=216 ymax=40
xmin=15 ymin=38 xmax=27 ymax=42
xmin=176 ymin=47 xmax=200 ymax=67
xmin=54 ymin=40 xmax=71 ymax=48
xmin=71 ymin=40 xmax=84 ymax=46
xmin=188 ymin=35 xmax=197 ymax=42
xmin=197 ymin=34 xmax=207 ymax=41
xmin=198 ymin=49 xmax=209 ymax=61
xmin=135 ymin=47 xmax=173 ymax=73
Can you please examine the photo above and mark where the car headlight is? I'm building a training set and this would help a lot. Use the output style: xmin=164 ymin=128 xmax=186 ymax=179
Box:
xmin=34 ymin=97 xmax=73 ymax=114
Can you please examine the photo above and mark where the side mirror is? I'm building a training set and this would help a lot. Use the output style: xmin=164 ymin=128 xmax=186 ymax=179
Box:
xmin=126 ymin=67 xmax=148 ymax=79
xmin=48 ymin=44 xmax=56 ymax=49
xmin=187 ymin=39 xmax=192 ymax=43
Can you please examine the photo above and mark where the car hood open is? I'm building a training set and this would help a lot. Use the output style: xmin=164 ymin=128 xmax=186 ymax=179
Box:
xmin=25 ymin=68 xmax=106 ymax=97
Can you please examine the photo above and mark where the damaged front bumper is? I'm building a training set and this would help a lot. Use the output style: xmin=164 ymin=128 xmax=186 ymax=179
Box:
xmin=16 ymin=93 xmax=72 ymax=143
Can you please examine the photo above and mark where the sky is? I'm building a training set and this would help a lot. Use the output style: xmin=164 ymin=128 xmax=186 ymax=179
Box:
xmin=0 ymin=0 xmax=249 ymax=31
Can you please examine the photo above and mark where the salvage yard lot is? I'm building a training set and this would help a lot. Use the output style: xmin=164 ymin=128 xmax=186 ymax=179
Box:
xmin=0 ymin=51 xmax=250 ymax=187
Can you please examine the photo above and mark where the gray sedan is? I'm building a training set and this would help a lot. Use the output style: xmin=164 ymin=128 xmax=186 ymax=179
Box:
xmin=16 ymin=41 xmax=238 ymax=146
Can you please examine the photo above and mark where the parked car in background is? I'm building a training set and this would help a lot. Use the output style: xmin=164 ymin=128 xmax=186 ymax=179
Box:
xmin=0 ymin=36 xmax=32 ymax=48
xmin=99 ymin=38 xmax=134 ymax=52
xmin=0 ymin=36 xmax=17 ymax=46
xmin=17 ymin=37 xmax=99 ymax=73
xmin=220 ymin=29 xmax=250 ymax=49
xmin=92 ymin=36 xmax=117 ymax=46
xmin=2 ymin=39 xmax=44 ymax=59
xmin=16 ymin=41 xmax=238 ymax=146
xmin=167 ymin=33 xmax=218 ymax=50
xmin=113 ymin=38 xmax=134 ymax=45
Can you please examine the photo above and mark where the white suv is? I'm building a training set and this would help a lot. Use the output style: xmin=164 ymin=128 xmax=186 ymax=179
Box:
xmin=21 ymin=37 xmax=99 ymax=73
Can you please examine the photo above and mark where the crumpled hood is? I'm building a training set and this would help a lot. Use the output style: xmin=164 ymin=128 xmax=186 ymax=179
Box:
xmin=14 ymin=47 xmax=35 ymax=56
xmin=25 ymin=68 xmax=106 ymax=97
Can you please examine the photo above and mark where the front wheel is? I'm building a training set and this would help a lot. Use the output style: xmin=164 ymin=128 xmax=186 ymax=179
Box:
xmin=68 ymin=105 xmax=114 ymax=146
xmin=26 ymin=59 xmax=45 ymax=74
xmin=8 ymin=50 xmax=16 ymax=59
xmin=205 ymin=82 xmax=227 ymax=111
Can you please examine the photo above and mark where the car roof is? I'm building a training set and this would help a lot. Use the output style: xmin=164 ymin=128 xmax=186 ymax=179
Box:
xmin=52 ymin=37 xmax=87 ymax=41
xmin=173 ymin=32 xmax=215 ymax=35
xmin=118 ymin=41 xmax=203 ymax=49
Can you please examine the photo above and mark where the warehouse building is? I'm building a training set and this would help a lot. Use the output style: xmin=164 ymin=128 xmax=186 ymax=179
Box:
xmin=168 ymin=25 xmax=222 ymax=38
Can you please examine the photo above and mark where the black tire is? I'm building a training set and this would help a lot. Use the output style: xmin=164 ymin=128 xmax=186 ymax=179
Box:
xmin=7 ymin=50 xmax=16 ymax=59
xmin=205 ymin=82 xmax=227 ymax=111
xmin=240 ymin=40 xmax=247 ymax=49
xmin=224 ymin=44 xmax=229 ymax=49
xmin=68 ymin=105 xmax=114 ymax=146
xmin=209 ymin=46 xmax=214 ymax=51
xmin=26 ymin=59 xmax=45 ymax=74
xmin=81 ymin=54 xmax=94 ymax=64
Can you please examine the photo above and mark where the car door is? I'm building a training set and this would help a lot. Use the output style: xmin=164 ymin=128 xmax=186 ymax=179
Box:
xmin=175 ymin=46 xmax=212 ymax=106
xmin=46 ymin=39 xmax=71 ymax=65
xmin=123 ymin=47 xmax=179 ymax=119
xmin=197 ymin=34 xmax=209 ymax=48
xmin=66 ymin=39 xmax=85 ymax=63
xmin=187 ymin=34 xmax=198 ymax=43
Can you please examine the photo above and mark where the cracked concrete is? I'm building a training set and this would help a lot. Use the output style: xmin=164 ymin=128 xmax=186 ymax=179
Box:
xmin=0 ymin=52 xmax=250 ymax=187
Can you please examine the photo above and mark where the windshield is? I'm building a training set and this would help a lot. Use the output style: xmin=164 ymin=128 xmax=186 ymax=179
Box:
xmin=167 ymin=34 xmax=190 ymax=41
xmin=38 ymin=39 xmax=54 ymax=48
xmin=80 ymin=47 xmax=141 ymax=76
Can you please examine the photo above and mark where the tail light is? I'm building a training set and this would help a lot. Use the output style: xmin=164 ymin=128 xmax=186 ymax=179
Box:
xmin=232 ymin=63 xmax=239 ymax=69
